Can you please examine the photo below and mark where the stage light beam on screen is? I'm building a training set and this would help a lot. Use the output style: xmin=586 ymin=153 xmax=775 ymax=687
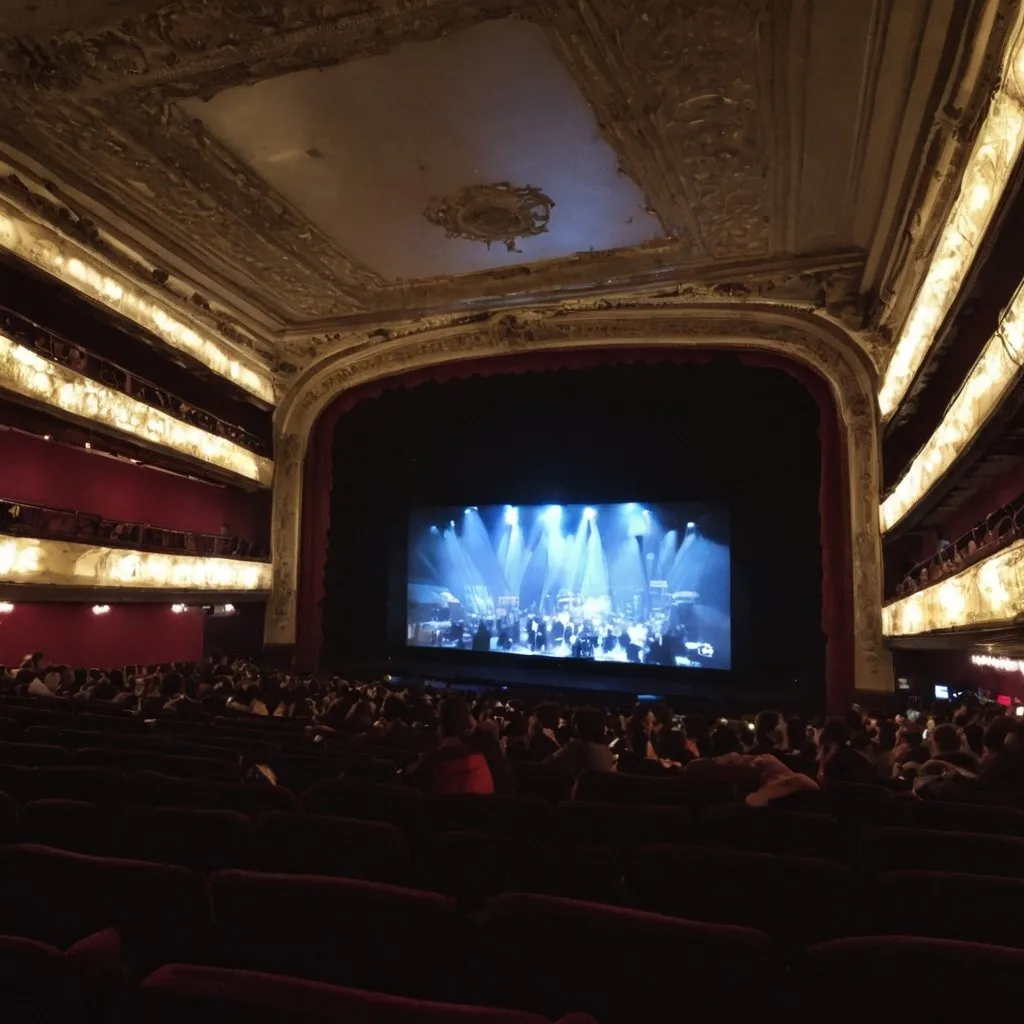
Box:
xmin=544 ymin=505 xmax=562 ymax=525
xmin=583 ymin=507 xmax=597 ymax=521
xmin=504 ymin=505 xmax=518 ymax=526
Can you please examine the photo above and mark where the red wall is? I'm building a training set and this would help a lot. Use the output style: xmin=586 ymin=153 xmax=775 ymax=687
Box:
xmin=0 ymin=430 xmax=269 ymax=540
xmin=0 ymin=603 xmax=204 ymax=669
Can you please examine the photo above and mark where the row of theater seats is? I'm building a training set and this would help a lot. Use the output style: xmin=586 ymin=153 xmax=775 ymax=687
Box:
xmin=2 ymin=847 xmax=1023 ymax=1023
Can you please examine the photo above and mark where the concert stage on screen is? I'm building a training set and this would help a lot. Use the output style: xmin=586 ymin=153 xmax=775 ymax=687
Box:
xmin=405 ymin=502 xmax=731 ymax=670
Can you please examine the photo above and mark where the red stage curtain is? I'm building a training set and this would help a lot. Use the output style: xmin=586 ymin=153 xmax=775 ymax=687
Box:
xmin=296 ymin=349 xmax=853 ymax=712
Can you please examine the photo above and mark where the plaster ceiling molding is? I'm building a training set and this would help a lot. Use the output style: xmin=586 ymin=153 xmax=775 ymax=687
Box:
xmin=882 ymin=537 xmax=1024 ymax=636
xmin=424 ymin=182 xmax=555 ymax=253
xmin=877 ymin=5 xmax=1024 ymax=422
xmin=880 ymin=274 xmax=1024 ymax=534
xmin=0 ymin=536 xmax=272 ymax=592
xmin=0 ymin=328 xmax=274 ymax=486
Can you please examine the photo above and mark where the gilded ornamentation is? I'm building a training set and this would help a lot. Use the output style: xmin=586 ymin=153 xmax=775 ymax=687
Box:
xmin=424 ymin=183 xmax=554 ymax=252
xmin=0 ymin=536 xmax=272 ymax=592
xmin=0 ymin=328 xmax=274 ymax=486
xmin=883 ymin=538 xmax=1024 ymax=636
xmin=264 ymin=305 xmax=889 ymax=694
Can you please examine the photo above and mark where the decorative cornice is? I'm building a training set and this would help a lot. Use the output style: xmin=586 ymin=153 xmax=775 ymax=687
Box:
xmin=880 ymin=274 xmax=1024 ymax=534
xmin=878 ymin=5 xmax=1024 ymax=420
xmin=883 ymin=536 xmax=1024 ymax=636
xmin=0 ymin=175 xmax=277 ymax=403
xmin=0 ymin=328 xmax=274 ymax=486
xmin=0 ymin=535 xmax=271 ymax=592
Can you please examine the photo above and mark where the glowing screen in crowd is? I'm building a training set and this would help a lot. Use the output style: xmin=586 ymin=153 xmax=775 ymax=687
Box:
xmin=405 ymin=503 xmax=731 ymax=669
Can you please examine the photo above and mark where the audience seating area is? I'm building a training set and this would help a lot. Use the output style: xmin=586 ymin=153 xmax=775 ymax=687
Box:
xmin=0 ymin=694 xmax=1022 ymax=1021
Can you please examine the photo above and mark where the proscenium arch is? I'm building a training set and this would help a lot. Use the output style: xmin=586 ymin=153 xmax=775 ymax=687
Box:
xmin=267 ymin=304 xmax=890 ymax=701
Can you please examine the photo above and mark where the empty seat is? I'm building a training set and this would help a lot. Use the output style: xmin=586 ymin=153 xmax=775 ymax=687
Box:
xmin=556 ymin=802 xmax=693 ymax=902
xmin=802 ymin=936 xmax=1024 ymax=1017
xmin=872 ymin=870 xmax=1024 ymax=948
xmin=902 ymin=799 xmax=1024 ymax=836
xmin=0 ymin=789 xmax=16 ymax=841
xmin=209 ymin=870 xmax=463 ymax=1000
xmin=0 ymin=934 xmax=98 ymax=1023
xmin=860 ymin=827 xmax=1024 ymax=878
xmin=117 ymin=806 xmax=252 ymax=871
xmin=301 ymin=778 xmax=426 ymax=836
xmin=0 ymin=766 xmax=128 ymax=804
xmin=426 ymin=793 xmax=556 ymax=837
xmin=72 ymin=747 xmax=165 ymax=772
xmin=575 ymin=770 xmax=734 ymax=811
xmin=133 ymin=773 xmax=296 ymax=816
xmin=632 ymin=842 xmax=864 ymax=942
xmin=701 ymin=804 xmax=842 ymax=860
xmin=138 ymin=964 xmax=591 ymax=1024
xmin=19 ymin=799 xmax=120 ymax=856
xmin=510 ymin=759 xmax=574 ymax=802
xmin=0 ymin=716 xmax=20 ymax=741
xmin=161 ymin=755 xmax=242 ymax=783
xmin=0 ymin=741 xmax=67 ymax=767
xmin=253 ymin=812 xmax=410 ymax=882
xmin=0 ymin=844 xmax=205 ymax=968
xmin=263 ymin=753 xmax=346 ymax=792
xmin=823 ymin=782 xmax=901 ymax=824
xmin=78 ymin=713 xmax=150 ymax=734
xmin=476 ymin=893 xmax=782 ymax=1024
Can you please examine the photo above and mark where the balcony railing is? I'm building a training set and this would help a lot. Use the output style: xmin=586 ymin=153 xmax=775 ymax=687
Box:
xmin=0 ymin=305 xmax=269 ymax=456
xmin=892 ymin=496 xmax=1024 ymax=599
xmin=1 ymin=497 xmax=268 ymax=562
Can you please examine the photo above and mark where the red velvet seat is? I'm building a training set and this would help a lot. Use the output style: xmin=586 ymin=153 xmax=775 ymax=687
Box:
xmin=0 ymin=716 xmax=20 ymax=741
xmin=873 ymin=870 xmax=1024 ymax=948
xmin=253 ymin=811 xmax=410 ymax=882
xmin=78 ymin=713 xmax=150 ymax=734
xmin=476 ymin=893 xmax=782 ymax=1024
xmin=73 ymin=746 xmax=165 ymax=772
xmin=161 ymin=754 xmax=243 ymax=782
xmin=555 ymin=802 xmax=692 ymax=902
xmin=0 ymin=765 xmax=128 ymax=803
xmin=631 ymin=842 xmax=864 ymax=941
xmin=300 ymin=778 xmax=427 ymax=836
xmin=802 ymin=936 xmax=1024 ymax=1017
xmin=208 ymin=870 xmax=463 ymax=1000
xmin=575 ymin=769 xmax=734 ymax=811
xmin=132 ymin=772 xmax=296 ymax=815
xmin=19 ymin=799 xmax=120 ymax=856
xmin=0 ymin=844 xmax=205 ymax=968
xmin=0 ymin=789 xmax=16 ymax=841
xmin=822 ymin=781 xmax=901 ymax=824
xmin=0 ymin=740 xmax=68 ymax=767
xmin=139 ymin=965 xmax=596 ymax=1023
xmin=117 ymin=806 xmax=252 ymax=871
xmin=700 ymin=804 xmax=843 ymax=860
xmin=263 ymin=753 xmax=348 ymax=792
xmin=0 ymin=934 xmax=97 ymax=1023
xmin=509 ymin=759 xmax=574 ymax=802
xmin=859 ymin=826 xmax=1024 ymax=878
xmin=902 ymin=799 xmax=1024 ymax=836
xmin=425 ymin=793 xmax=556 ymax=837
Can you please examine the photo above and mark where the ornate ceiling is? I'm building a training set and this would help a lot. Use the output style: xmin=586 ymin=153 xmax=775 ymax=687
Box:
xmin=0 ymin=0 xmax=1015 ymax=374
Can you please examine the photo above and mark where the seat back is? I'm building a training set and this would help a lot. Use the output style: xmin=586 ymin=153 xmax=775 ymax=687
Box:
xmin=701 ymin=804 xmax=842 ymax=860
xmin=476 ymin=893 xmax=781 ymax=1024
xmin=902 ymin=799 xmax=1024 ymax=836
xmin=860 ymin=826 xmax=1024 ymax=878
xmin=300 ymin=779 xmax=426 ymax=836
xmin=208 ymin=870 xmax=463 ymax=1000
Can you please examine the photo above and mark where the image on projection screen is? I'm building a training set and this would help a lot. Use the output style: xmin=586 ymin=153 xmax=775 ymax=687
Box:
xmin=405 ymin=502 xmax=731 ymax=670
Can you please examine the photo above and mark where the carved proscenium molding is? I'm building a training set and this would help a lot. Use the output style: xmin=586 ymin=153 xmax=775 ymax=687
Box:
xmin=268 ymin=305 xmax=889 ymax=693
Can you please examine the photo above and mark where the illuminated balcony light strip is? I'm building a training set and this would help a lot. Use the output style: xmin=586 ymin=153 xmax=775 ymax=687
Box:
xmin=883 ymin=537 xmax=1024 ymax=636
xmin=880 ymin=278 xmax=1024 ymax=533
xmin=0 ymin=205 xmax=275 ymax=404
xmin=0 ymin=331 xmax=273 ymax=486
xmin=878 ymin=20 xmax=1024 ymax=422
xmin=0 ymin=536 xmax=272 ymax=592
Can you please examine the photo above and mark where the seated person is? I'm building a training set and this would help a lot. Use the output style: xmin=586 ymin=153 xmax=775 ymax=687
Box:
xmin=525 ymin=702 xmax=562 ymax=759
xmin=546 ymin=707 xmax=615 ymax=778
xmin=405 ymin=695 xmax=509 ymax=794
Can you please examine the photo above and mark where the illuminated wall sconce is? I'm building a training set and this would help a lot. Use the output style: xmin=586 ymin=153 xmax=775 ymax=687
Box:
xmin=171 ymin=603 xmax=188 ymax=613
xmin=91 ymin=604 xmax=111 ymax=615
xmin=971 ymin=653 xmax=1024 ymax=674
xmin=0 ymin=601 xmax=14 ymax=613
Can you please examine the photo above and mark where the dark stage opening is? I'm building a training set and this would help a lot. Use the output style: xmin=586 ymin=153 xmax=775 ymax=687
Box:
xmin=322 ymin=356 xmax=825 ymax=700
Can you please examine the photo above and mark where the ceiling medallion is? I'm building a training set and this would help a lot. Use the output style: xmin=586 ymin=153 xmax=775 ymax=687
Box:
xmin=424 ymin=182 xmax=554 ymax=252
